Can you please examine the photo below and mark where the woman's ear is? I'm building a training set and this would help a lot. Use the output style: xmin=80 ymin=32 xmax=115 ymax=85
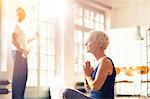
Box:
xmin=99 ymin=41 xmax=103 ymax=48
xmin=100 ymin=44 xmax=103 ymax=48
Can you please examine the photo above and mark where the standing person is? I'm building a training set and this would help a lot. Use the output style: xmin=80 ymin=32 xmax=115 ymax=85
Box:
xmin=11 ymin=7 xmax=38 ymax=99
xmin=62 ymin=30 xmax=116 ymax=99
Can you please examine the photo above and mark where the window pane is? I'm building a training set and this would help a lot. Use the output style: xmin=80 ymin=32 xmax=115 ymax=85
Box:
xmin=47 ymin=70 xmax=55 ymax=85
xmin=95 ymin=23 xmax=104 ymax=30
xmin=29 ymin=41 xmax=38 ymax=53
xmin=74 ymin=30 xmax=83 ymax=61
xmin=95 ymin=13 xmax=104 ymax=23
xmin=83 ymin=32 xmax=90 ymax=43
xmin=74 ymin=16 xmax=83 ymax=26
xmin=74 ymin=64 xmax=82 ymax=73
xmin=27 ymin=70 xmax=38 ymax=86
xmin=27 ymin=18 xmax=38 ymax=35
xmin=84 ymin=9 xmax=90 ymax=18
xmin=74 ymin=30 xmax=83 ymax=43
xmin=40 ymin=70 xmax=47 ymax=86
xmin=40 ymin=54 xmax=48 ymax=70
xmin=84 ymin=18 xmax=94 ymax=29
xmin=84 ymin=9 xmax=95 ymax=29
xmin=95 ymin=22 xmax=100 ymax=30
xmin=47 ymin=40 xmax=55 ymax=55
xmin=95 ymin=13 xmax=101 ymax=22
xmin=40 ymin=22 xmax=48 ymax=38
xmin=74 ymin=43 xmax=83 ymax=73
xmin=48 ymin=24 xmax=55 ymax=40
xmin=48 ymin=55 xmax=55 ymax=70
xmin=75 ymin=6 xmax=83 ymax=16
xmin=40 ymin=38 xmax=48 ymax=54
xmin=100 ymin=14 xmax=104 ymax=24
xmin=100 ymin=24 xmax=104 ymax=31
xmin=28 ymin=53 xmax=38 ymax=70
xmin=39 ymin=70 xmax=55 ymax=87
xmin=74 ymin=43 xmax=83 ymax=63
xmin=90 ymin=11 xmax=94 ymax=20
xmin=74 ymin=30 xmax=83 ymax=73
xmin=89 ymin=20 xmax=94 ymax=29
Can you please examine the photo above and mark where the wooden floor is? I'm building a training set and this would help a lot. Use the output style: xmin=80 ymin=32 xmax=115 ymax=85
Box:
xmin=116 ymin=96 xmax=149 ymax=99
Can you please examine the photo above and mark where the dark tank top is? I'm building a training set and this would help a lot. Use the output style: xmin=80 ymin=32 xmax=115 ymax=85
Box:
xmin=90 ymin=57 xmax=116 ymax=99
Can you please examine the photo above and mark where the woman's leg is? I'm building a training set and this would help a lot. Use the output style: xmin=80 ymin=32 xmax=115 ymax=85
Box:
xmin=63 ymin=88 xmax=91 ymax=99
xmin=12 ymin=51 xmax=28 ymax=99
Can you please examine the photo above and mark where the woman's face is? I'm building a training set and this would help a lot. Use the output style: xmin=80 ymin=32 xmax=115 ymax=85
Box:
xmin=85 ymin=37 xmax=98 ymax=53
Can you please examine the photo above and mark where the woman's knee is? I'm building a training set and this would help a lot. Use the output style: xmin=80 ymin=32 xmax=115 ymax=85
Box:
xmin=62 ymin=88 xmax=73 ymax=97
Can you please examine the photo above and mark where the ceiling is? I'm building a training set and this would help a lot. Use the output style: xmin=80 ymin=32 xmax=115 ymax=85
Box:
xmin=96 ymin=0 xmax=150 ymax=8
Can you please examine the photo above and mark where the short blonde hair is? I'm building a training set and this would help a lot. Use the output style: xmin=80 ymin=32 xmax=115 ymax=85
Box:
xmin=16 ymin=7 xmax=26 ymax=16
xmin=89 ymin=30 xmax=109 ymax=50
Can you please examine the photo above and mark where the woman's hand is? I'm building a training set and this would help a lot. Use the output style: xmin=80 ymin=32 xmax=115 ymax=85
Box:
xmin=21 ymin=48 xmax=30 ymax=58
xmin=27 ymin=32 xmax=39 ymax=44
xmin=82 ymin=61 xmax=93 ymax=77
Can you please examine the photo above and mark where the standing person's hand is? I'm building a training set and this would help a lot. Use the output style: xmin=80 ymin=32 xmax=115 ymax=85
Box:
xmin=21 ymin=48 xmax=30 ymax=58
xmin=27 ymin=32 xmax=39 ymax=44
xmin=35 ymin=32 xmax=39 ymax=39
xmin=82 ymin=61 xmax=93 ymax=77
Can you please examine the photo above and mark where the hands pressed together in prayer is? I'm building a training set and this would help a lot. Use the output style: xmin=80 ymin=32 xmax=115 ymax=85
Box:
xmin=82 ymin=61 xmax=94 ymax=77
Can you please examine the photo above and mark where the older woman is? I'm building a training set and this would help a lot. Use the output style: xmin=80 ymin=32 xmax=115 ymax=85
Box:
xmin=63 ymin=30 xmax=116 ymax=99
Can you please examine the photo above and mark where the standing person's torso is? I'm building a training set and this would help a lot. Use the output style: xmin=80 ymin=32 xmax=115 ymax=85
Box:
xmin=12 ymin=22 xmax=27 ymax=50
xmin=90 ymin=57 xmax=116 ymax=99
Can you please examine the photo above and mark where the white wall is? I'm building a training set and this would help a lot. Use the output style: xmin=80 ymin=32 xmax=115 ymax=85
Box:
xmin=111 ymin=2 xmax=150 ymax=28
xmin=109 ymin=27 xmax=147 ymax=67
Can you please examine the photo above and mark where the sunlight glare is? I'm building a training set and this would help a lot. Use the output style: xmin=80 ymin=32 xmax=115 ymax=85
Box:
xmin=46 ymin=0 xmax=66 ymax=17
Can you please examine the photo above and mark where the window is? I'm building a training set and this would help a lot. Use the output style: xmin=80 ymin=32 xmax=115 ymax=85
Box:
xmin=74 ymin=4 xmax=105 ymax=73
xmin=27 ymin=21 xmax=56 ymax=87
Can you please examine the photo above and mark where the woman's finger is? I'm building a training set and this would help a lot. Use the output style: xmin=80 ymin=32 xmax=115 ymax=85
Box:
xmin=86 ymin=61 xmax=90 ymax=68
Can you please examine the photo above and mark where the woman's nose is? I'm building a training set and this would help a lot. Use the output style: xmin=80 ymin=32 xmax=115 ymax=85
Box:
xmin=85 ymin=42 xmax=88 ymax=46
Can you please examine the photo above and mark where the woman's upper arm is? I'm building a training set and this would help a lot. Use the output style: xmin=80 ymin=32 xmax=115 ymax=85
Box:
xmin=12 ymin=32 xmax=18 ymax=41
xmin=12 ymin=25 xmax=19 ymax=40
xmin=92 ymin=58 xmax=111 ymax=91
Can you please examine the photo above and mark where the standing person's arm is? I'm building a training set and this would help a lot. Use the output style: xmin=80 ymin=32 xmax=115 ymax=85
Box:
xmin=27 ymin=32 xmax=39 ymax=44
xmin=12 ymin=32 xmax=25 ymax=52
xmin=12 ymin=32 xmax=28 ymax=58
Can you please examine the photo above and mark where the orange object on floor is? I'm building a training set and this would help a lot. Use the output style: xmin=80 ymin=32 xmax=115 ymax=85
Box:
xmin=115 ymin=67 xmax=121 ymax=75
xmin=124 ymin=67 xmax=135 ymax=76
xmin=135 ymin=66 xmax=149 ymax=74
